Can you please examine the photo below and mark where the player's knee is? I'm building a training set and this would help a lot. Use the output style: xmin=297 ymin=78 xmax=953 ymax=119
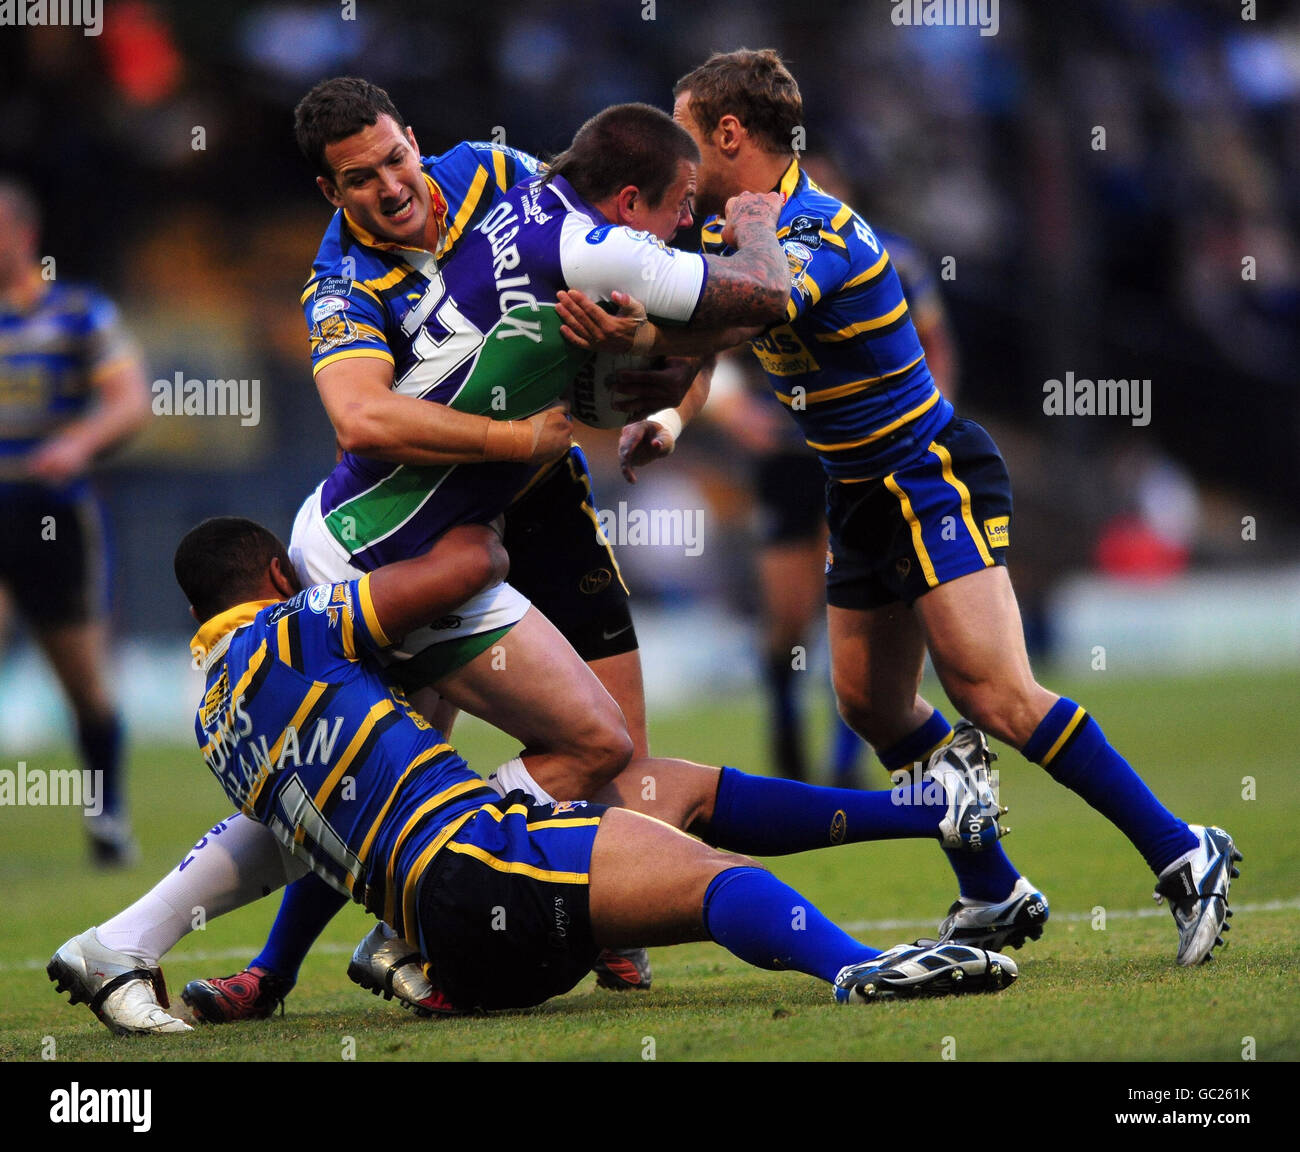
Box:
xmin=568 ymin=710 xmax=634 ymax=794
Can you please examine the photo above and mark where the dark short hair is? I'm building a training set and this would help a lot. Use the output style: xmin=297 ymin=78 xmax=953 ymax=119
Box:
xmin=674 ymin=49 xmax=803 ymax=155
xmin=174 ymin=517 xmax=293 ymax=624
xmin=294 ymin=77 xmax=407 ymax=181
xmin=545 ymin=103 xmax=699 ymax=209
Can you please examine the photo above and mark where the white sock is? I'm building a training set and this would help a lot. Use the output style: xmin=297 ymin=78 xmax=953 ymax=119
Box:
xmin=486 ymin=756 xmax=557 ymax=804
xmin=96 ymin=812 xmax=305 ymax=963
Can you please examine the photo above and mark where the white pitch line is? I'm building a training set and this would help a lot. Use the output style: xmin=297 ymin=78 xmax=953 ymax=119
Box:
xmin=10 ymin=899 xmax=1298 ymax=975
xmin=839 ymin=897 xmax=1300 ymax=936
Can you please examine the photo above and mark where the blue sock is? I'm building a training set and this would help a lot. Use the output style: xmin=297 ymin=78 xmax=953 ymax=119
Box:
xmin=876 ymin=710 xmax=953 ymax=771
xmin=829 ymin=712 xmax=864 ymax=784
xmin=250 ymin=872 xmax=348 ymax=985
xmin=1023 ymin=698 xmax=1195 ymax=875
xmin=707 ymin=765 xmax=953 ymax=854
xmin=78 ymin=713 xmax=124 ymax=817
xmin=702 ymin=866 xmax=879 ymax=983
xmin=882 ymin=711 xmax=1020 ymax=903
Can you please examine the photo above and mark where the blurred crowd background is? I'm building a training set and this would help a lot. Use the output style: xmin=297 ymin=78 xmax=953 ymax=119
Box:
xmin=1 ymin=0 xmax=1297 ymax=743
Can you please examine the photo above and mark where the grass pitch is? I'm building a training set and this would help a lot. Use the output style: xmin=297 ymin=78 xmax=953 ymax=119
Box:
xmin=2 ymin=668 xmax=1297 ymax=1065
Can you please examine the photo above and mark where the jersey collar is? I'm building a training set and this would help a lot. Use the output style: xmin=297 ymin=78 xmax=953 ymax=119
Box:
xmin=190 ymin=599 xmax=279 ymax=672
xmin=341 ymin=172 xmax=448 ymax=255
xmin=776 ymin=158 xmax=802 ymax=201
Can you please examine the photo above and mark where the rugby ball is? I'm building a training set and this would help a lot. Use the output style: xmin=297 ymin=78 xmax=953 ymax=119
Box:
xmin=566 ymin=351 xmax=653 ymax=430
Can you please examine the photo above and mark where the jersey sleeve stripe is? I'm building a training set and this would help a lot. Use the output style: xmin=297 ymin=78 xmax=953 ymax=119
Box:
xmin=774 ymin=353 xmax=925 ymax=407
xmin=831 ymin=204 xmax=853 ymax=230
xmin=312 ymin=347 xmax=396 ymax=375
xmin=815 ymin=298 xmax=910 ymax=342
xmin=492 ymin=149 xmax=510 ymax=192
xmin=841 ymin=250 xmax=890 ymax=291
xmin=804 ymin=388 xmax=941 ymax=451
xmin=357 ymin=573 xmax=391 ymax=649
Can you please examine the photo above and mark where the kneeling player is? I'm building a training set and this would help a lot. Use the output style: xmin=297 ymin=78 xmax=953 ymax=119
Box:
xmin=49 ymin=517 xmax=1017 ymax=1028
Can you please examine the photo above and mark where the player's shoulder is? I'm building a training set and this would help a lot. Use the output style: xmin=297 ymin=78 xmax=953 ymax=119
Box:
xmin=302 ymin=217 xmax=394 ymax=310
xmin=782 ymin=168 xmax=881 ymax=265
xmin=425 ymin=140 xmax=541 ymax=189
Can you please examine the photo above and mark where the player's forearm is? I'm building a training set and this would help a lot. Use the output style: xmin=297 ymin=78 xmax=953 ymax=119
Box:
xmin=693 ymin=206 xmax=789 ymax=328
xmin=649 ymin=324 xmax=757 ymax=358
xmin=674 ymin=357 xmax=715 ymax=427
xmin=334 ymin=393 xmax=507 ymax=465
xmin=60 ymin=361 xmax=151 ymax=458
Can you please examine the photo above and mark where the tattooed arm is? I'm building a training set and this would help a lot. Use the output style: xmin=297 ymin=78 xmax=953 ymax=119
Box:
xmin=692 ymin=191 xmax=790 ymax=327
xmin=556 ymin=191 xmax=787 ymax=358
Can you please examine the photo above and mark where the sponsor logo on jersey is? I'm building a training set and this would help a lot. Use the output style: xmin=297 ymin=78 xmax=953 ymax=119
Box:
xmin=307 ymin=585 xmax=332 ymax=614
xmin=785 ymin=214 xmax=825 ymax=249
xmin=551 ymin=800 xmax=588 ymax=813
xmin=429 ymin=614 xmax=463 ymax=631
xmin=748 ymin=324 xmax=821 ymax=377
xmin=314 ymin=276 xmax=353 ymax=298
xmin=983 ymin=515 xmax=1010 ymax=548
xmin=585 ymin=225 xmax=614 ymax=244
xmin=896 ymin=557 xmax=912 ymax=580
xmin=311 ymin=312 xmax=360 ymax=353
xmin=310 ymin=295 xmax=349 ymax=322
xmin=782 ymin=241 xmax=813 ymax=292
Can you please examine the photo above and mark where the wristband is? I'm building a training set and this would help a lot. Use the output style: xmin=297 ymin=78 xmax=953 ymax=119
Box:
xmin=646 ymin=407 xmax=683 ymax=443
xmin=631 ymin=319 xmax=658 ymax=354
xmin=482 ymin=419 xmax=535 ymax=462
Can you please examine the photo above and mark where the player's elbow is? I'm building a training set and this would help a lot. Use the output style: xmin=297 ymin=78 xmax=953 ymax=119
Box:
xmin=332 ymin=411 xmax=389 ymax=457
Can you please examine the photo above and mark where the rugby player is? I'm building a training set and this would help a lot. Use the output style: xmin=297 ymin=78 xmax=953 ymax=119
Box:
xmin=49 ymin=90 xmax=797 ymax=1027
xmin=559 ymin=49 xmax=1241 ymax=967
xmin=0 ymin=178 xmax=151 ymax=866
xmin=48 ymin=514 xmax=1018 ymax=1028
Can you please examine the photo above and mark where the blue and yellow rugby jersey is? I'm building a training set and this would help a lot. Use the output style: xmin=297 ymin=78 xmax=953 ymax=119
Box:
xmin=190 ymin=576 xmax=495 ymax=944
xmin=0 ymin=276 xmax=138 ymax=487
xmin=310 ymin=171 xmax=706 ymax=570
xmin=701 ymin=161 xmax=953 ymax=482
xmin=302 ymin=140 xmax=541 ymax=379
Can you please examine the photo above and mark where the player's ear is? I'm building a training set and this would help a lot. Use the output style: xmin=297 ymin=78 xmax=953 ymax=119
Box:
xmin=717 ymin=114 xmax=745 ymax=156
xmin=404 ymin=125 xmax=420 ymax=156
xmin=317 ymin=174 xmax=344 ymax=209
xmin=614 ymin=185 xmax=639 ymax=227
xmin=269 ymin=556 xmax=298 ymax=599
xmin=189 ymin=605 xmax=199 ymax=623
